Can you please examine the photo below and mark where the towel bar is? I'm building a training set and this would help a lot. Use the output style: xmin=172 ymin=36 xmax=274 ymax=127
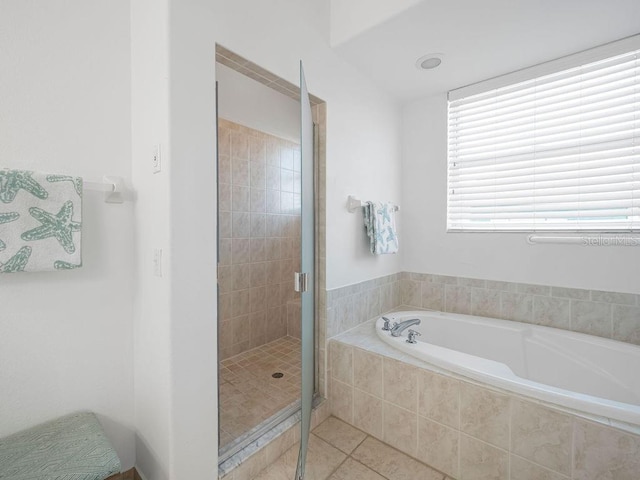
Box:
xmin=84 ymin=176 xmax=125 ymax=204
xmin=347 ymin=195 xmax=399 ymax=213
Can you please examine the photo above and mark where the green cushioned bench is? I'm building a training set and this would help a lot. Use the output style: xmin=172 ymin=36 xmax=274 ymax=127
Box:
xmin=0 ymin=412 xmax=121 ymax=480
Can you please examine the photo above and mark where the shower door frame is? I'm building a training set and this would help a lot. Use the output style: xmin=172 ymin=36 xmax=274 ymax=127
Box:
xmin=295 ymin=60 xmax=315 ymax=480
xmin=215 ymin=45 xmax=326 ymax=467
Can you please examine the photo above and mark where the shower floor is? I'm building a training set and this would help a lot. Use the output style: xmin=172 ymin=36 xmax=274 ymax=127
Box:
xmin=219 ymin=336 xmax=302 ymax=449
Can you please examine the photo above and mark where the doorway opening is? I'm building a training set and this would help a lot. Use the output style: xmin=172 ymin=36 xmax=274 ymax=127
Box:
xmin=215 ymin=45 xmax=327 ymax=472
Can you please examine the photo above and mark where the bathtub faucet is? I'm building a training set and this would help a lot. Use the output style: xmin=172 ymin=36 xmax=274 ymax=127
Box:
xmin=381 ymin=316 xmax=392 ymax=331
xmin=390 ymin=318 xmax=421 ymax=337
xmin=406 ymin=329 xmax=421 ymax=344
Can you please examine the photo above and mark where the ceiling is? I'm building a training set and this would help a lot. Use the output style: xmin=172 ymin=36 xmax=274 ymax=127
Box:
xmin=334 ymin=0 xmax=640 ymax=103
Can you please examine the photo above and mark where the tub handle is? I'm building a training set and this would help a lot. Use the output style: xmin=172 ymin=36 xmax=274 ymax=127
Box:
xmin=406 ymin=329 xmax=421 ymax=344
xmin=382 ymin=317 xmax=392 ymax=331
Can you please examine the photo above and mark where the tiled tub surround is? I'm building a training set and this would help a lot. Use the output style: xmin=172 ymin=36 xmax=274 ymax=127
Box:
xmin=374 ymin=311 xmax=640 ymax=425
xmin=325 ymin=273 xmax=402 ymax=338
xmin=218 ymin=119 xmax=302 ymax=359
xmin=401 ymin=272 xmax=640 ymax=346
xmin=329 ymin=321 xmax=640 ymax=480
xmin=322 ymin=273 xmax=402 ymax=399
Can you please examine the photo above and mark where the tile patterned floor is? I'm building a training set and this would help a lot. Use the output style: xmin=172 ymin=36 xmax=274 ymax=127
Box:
xmin=252 ymin=416 xmax=451 ymax=480
xmin=219 ymin=336 xmax=301 ymax=449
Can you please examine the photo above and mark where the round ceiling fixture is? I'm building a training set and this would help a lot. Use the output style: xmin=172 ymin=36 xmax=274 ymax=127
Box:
xmin=416 ymin=53 xmax=443 ymax=70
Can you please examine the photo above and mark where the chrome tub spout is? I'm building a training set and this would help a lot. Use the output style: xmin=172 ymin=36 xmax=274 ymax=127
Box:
xmin=390 ymin=318 xmax=421 ymax=337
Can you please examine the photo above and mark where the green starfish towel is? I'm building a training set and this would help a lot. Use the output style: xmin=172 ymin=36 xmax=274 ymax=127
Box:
xmin=363 ymin=201 xmax=399 ymax=255
xmin=0 ymin=169 xmax=82 ymax=272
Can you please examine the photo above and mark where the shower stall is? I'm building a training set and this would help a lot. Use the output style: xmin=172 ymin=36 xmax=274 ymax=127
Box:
xmin=215 ymin=45 xmax=324 ymax=478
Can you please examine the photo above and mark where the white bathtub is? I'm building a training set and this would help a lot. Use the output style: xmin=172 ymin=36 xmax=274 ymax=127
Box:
xmin=376 ymin=311 xmax=640 ymax=426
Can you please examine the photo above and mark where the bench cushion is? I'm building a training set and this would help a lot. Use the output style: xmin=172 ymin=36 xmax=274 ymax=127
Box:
xmin=0 ymin=412 xmax=121 ymax=480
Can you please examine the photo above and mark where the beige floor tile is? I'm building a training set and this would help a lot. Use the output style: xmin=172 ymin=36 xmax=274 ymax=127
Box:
xmin=254 ymin=434 xmax=346 ymax=480
xmin=302 ymin=435 xmax=348 ymax=479
xmin=251 ymin=462 xmax=291 ymax=480
xmin=328 ymin=458 xmax=385 ymax=480
xmin=234 ymin=449 xmax=267 ymax=480
xmin=352 ymin=437 xmax=444 ymax=480
xmin=220 ymin=336 xmax=301 ymax=450
xmin=312 ymin=416 xmax=367 ymax=454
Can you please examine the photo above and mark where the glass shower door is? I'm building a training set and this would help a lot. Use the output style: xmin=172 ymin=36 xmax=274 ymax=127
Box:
xmin=295 ymin=61 xmax=315 ymax=480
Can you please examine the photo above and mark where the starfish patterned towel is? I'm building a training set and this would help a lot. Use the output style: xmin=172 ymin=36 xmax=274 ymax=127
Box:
xmin=0 ymin=169 xmax=82 ymax=272
xmin=363 ymin=201 xmax=399 ymax=255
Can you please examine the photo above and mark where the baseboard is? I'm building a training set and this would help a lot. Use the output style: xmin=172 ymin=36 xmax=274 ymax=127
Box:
xmin=106 ymin=467 xmax=140 ymax=480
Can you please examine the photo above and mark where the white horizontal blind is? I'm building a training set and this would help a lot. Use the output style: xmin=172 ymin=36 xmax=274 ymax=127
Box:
xmin=448 ymin=49 xmax=640 ymax=232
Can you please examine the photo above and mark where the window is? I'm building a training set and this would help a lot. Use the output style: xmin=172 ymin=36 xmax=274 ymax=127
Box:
xmin=447 ymin=38 xmax=640 ymax=232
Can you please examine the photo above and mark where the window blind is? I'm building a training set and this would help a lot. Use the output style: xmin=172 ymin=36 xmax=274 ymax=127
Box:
xmin=447 ymin=46 xmax=640 ymax=232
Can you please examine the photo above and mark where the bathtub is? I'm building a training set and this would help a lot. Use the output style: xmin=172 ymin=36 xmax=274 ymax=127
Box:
xmin=376 ymin=311 xmax=640 ymax=426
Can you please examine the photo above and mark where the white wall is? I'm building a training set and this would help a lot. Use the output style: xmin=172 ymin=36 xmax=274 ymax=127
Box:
xmin=0 ymin=0 xmax=135 ymax=469
xmin=130 ymin=0 xmax=403 ymax=476
xmin=401 ymin=94 xmax=640 ymax=294
xmin=159 ymin=0 xmax=406 ymax=471
xmin=130 ymin=0 xmax=172 ymax=478
xmin=133 ymin=0 xmax=403 ymax=470
xmin=132 ymin=0 xmax=221 ymax=477
xmin=216 ymin=63 xmax=300 ymax=143
xmin=206 ymin=0 xmax=403 ymax=291
xmin=330 ymin=0 xmax=424 ymax=46
xmin=0 ymin=1 xmax=404 ymax=478
xmin=167 ymin=0 xmax=218 ymax=477
xmin=132 ymin=0 xmax=220 ymax=478
xmin=145 ymin=0 xmax=403 ymax=471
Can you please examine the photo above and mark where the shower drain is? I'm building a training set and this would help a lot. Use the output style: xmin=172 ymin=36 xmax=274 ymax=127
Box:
xmin=272 ymin=372 xmax=284 ymax=378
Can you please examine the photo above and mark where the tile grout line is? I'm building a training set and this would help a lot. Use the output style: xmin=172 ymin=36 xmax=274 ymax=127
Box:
xmin=508 ymin=396 xmax=513 ymax=480
xmin=457 ymin=379 xmax=462 ymax=479
xmin=348 ymin=456 xmax=393 ymax=480
xmin=510 ymin=452 xmax=571 ymax=480
xmin=310 ymin=417 xmax=453 ymax=480
xmin=571 ymin=417 xmax=576 ymax=479
xmin=309 ymin=432 xmax=348 ymax=480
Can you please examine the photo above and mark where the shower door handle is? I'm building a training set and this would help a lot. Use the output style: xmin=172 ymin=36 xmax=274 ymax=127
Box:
xmin=294 ymin=272 xmax=308 ymax=293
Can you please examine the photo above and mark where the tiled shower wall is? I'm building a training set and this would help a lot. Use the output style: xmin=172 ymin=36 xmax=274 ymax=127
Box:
xmin=400 ymin=272 xmax=640 ymax=345
xmin=218 ymin=118 xmax=301 ymax=359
